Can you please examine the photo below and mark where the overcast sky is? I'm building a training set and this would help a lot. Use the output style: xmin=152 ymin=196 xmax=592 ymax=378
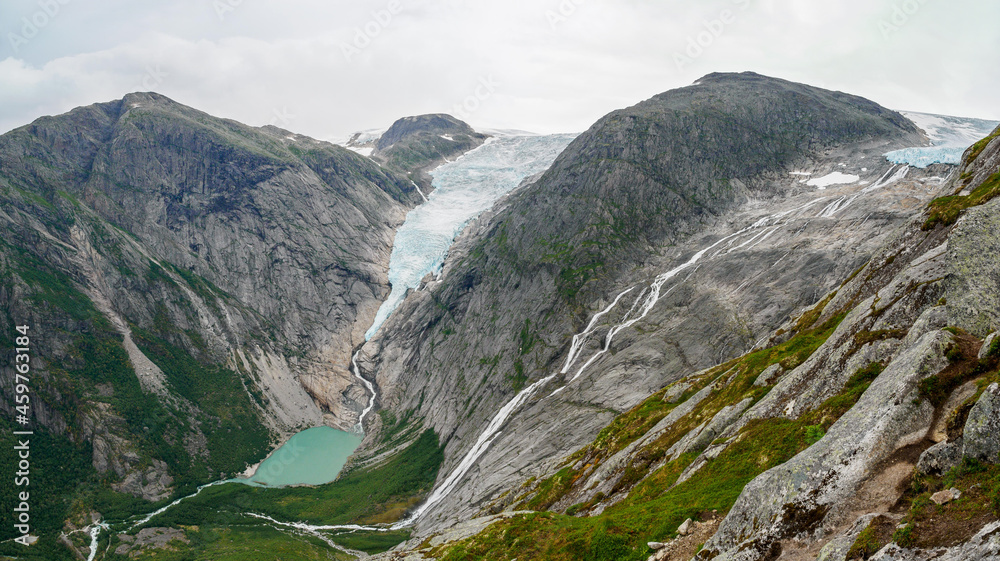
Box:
xmin=1 ymin=0 xmax=998 ymax=141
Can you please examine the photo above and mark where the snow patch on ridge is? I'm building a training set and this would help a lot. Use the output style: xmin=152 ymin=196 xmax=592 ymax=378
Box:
xmin=807 ymin=172 xmax=860 ymax=189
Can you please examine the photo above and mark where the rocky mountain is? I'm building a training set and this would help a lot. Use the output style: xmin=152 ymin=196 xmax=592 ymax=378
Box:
xmin=357 ymin=72 xmax=933 ymax=528
xmin=0 ymin=92 xmax=424 ymax=550
xmin=3 ymin=74 xmax=999 ymax=561
xmin=372 ymin=114 xmax=489 ymax=192
xmin=373 ymin=110 xmax=1000 ymax=558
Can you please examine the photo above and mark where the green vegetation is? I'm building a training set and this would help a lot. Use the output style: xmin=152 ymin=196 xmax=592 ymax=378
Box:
xmin=0 ymin=420 xmax=96 ymax=559
xmin=519 ymin=318 xmax=539 ymax=355
xmin=329 ymin=529 xmax=412 ymax=554
xmin=9 ymin=242 xmax=97 ymax=321
xmin=0 ymin=239 xmax=279 ymax=558
xmin=104 ymin=524 xmax=408 ymax=560
xmin=525 ymin=299 xmax=848 ymax=510
xmin=847 ymin=517 xmax=893 ymax=559
xmin=923 ymin=170 xmax=1000 ymax=230
xmin=854 ymin=328 xmax=909 ymax=348
xmin=918 ymin=330 xmax=997 ymax=407
xmin=433 ymin=308 xmax=871 ymax=561
xmin=144 ymin=430 xmax=443 ymax=530
xmin=963 ymin=126 xmax=1000 ymax=166
xmin=108 ymin=525 xmax=353 ymax=561
xmin=377 ymin=408 xmax=421 ymax=446
xmin=508 ymin=359 xmax=528 ymax=392
xmin=131 ymin=324 xmax=270 ymax=480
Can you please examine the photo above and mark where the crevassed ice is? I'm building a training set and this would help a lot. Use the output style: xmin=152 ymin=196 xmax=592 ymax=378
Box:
xmin=365 ymin=133 xmax=577 ymax=340
xmin=885 ymin=112 xmax=998 ymax=168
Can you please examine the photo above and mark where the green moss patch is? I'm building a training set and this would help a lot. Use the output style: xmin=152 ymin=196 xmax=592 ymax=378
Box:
xmin=924 ymin=171 xmax=1000 ymax=230
xmin=846 ymin=515 xmax=896 ymax=560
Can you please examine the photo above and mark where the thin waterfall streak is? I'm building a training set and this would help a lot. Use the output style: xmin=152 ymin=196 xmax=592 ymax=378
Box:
xmin=727 ymin=228 xmax=770 ymax=254
xmin=403 ymin=216 xmax=793 ymax=524
xmin=560 ymin=287 xmax=635 ymax=374
xmin=743 ymin=226 xmax=781 ymax=252
xmin=559 ymin=227 xmax=753 ymax=391
xmin=770 ymin=250 xmax=793 ymax=269
xmin=395 ymin=371 xmax=558 ymax=526
xmin=410 ymin=180 xmax=429 ymax=202
xmin=819 ymin=196 xmax=847 ymax=218
xmin=825 ymin=165 xmax=909 ymax=218
xmin=352 ymin=351 xmax=377 ymax=433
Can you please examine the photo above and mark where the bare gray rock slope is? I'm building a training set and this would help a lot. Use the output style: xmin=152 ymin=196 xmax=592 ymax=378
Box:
xmin=0 ymin=92 xmax=421 ymax=507
xmin=357 ymin=72 xmax=942 ymax=531
xmin=375 ymin=127 xmax=1000 ymax=561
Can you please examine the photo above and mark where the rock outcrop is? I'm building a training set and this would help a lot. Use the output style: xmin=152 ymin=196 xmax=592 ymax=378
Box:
xmin=372 ymin=86 xmax=1000 ymax=561
xmin=962 ymin=383 xmax=1000 ymax=463
xmin=373 ymin=113 xmax=489 ymax=192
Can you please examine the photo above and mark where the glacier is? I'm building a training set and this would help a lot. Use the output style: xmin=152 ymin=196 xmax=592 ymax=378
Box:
xmin=364 ymin=133 xmax=577 ymax=340
xmin=885 ymin=111 xmax=998 ymax=168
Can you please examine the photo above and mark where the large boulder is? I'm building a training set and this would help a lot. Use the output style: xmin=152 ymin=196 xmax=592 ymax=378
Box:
xmin=962 ymin=383 xmax=1000 ymax=464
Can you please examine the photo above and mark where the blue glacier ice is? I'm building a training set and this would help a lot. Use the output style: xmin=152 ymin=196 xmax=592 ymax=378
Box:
xmin=365 ymin=133 xmax=577 ymax=340
xmin=885 ymin=112 xmax=998 ymax=168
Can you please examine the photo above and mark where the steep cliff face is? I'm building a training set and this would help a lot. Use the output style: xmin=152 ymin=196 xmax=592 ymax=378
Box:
xmin=359 ymin=72 xmax=933 ymax=530
xmin=0 ymin=92 xmax=419 ymax=516
xmin=380 ymin=125 xmax=1000 ymax=560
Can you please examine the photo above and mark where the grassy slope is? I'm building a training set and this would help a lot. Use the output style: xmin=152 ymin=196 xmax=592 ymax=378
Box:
xmin=424 ymin=295 xmax=871 ymax=561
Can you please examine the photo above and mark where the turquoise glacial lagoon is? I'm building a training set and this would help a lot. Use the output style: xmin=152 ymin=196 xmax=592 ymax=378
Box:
xmin=245 ymin=427 xmax=363 ymax=487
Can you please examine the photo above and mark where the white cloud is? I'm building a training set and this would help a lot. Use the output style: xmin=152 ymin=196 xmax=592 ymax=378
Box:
xmin=0 ymin=0 xmax=997 ymax=140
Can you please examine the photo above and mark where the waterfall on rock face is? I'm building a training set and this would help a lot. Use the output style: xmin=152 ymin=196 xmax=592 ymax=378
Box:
xmin=352 ymin=350 xmax=377 ymax=433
